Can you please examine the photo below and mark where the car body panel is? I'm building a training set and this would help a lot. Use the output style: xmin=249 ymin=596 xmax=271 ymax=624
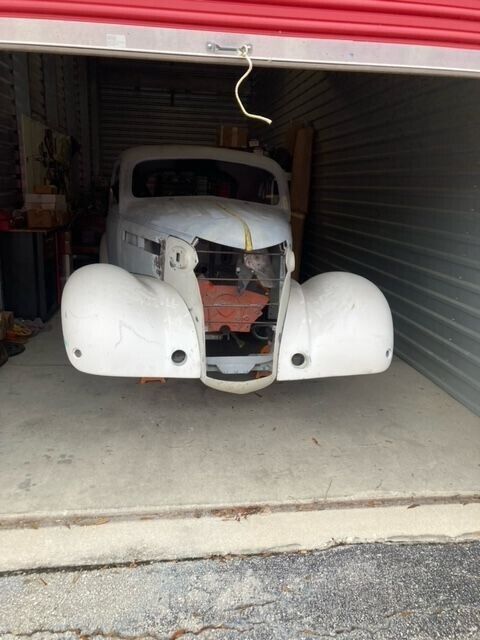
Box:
xmin=62 ymin=144 xmax=394 ymax=394
xmin=278 ymin=274 xmax=394 ymax=381
xmin=62 ymin=263 xmax=201 ymax=378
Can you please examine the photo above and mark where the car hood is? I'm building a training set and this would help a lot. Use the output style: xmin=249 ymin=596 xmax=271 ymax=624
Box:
xmin=122 ymin=196 xmax=291 ymax=250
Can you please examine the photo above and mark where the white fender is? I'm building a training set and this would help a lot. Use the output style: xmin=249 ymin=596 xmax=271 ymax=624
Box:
xmin=278 ymin=272 xmax=393 ymax=381
xmin=61 ymin=263 xmax=201 ymax=378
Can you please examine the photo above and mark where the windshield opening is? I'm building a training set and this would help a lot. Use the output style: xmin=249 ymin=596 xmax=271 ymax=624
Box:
xmin=132 ymin=158 xmax=279 ymax=205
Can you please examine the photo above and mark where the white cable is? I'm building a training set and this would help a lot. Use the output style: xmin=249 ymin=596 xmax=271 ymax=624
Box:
xmin=235 ymin=46 xmax=272 ymax=126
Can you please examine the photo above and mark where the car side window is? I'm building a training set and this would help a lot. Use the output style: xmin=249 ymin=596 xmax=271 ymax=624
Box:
xmin=111 ymin=165 xmax=120 ymax=204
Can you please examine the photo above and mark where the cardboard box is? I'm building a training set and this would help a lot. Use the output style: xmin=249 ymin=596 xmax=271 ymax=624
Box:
xmin=27 ymin=208 xmax=71 ymax=229
xmin=33 ymin=185 xmax=57 ymax=195
xmin=27 ymin=209 xmax=58 ymax=229
xmin=218 ymin=125 xmax=248 ymax=149
xmin=25 ymin=193 xmax=67 ymax=210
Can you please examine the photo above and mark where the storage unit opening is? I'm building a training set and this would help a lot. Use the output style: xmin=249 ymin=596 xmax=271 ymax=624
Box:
xmin=0 ymin=46 xmax=479 ymax=569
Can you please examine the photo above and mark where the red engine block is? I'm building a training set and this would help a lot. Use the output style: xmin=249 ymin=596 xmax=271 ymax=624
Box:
xmin=198 ymin=279 xmax=268 ymax=333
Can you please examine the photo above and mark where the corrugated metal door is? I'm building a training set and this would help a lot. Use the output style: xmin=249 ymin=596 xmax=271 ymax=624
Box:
xmin=97 ymin=59 xmax=247 ymax=176
xmin=5 ymin=1 xmax=480 ymax=50
xmin=254 ymin=69 xmax=480 ymax=416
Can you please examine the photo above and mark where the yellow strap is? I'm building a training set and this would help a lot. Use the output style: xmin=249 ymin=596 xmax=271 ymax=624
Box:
xmin=216 ymin=202 xmax=253 ymax=252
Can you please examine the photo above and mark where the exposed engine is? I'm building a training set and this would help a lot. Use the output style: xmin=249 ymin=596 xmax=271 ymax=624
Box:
xmin=194 ymin=239 xmax=286 ymax=377
xmin=198 ymin=279 xmax=268 ymax=333
xmin=236 ymin=249 xmax=276 ymax=293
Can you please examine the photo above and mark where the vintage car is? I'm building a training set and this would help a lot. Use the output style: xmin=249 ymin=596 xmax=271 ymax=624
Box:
xmin=61 ymin=145 xmax=393 ymax=394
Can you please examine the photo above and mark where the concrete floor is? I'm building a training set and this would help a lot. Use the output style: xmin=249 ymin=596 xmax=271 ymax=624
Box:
xmin=0 ymin=314 xmax=479 ymax=570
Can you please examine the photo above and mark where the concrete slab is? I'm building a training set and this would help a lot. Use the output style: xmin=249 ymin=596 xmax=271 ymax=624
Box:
xmin=0 ymin=314 xmax=479 ymax=570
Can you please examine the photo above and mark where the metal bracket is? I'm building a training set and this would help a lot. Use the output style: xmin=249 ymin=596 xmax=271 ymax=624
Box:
xmin=206 ymin=42 xmax=252 ymax=55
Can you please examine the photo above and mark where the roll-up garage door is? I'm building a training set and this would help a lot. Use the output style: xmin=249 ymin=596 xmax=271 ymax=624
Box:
xmin=97 ymin=59 xmax=248 ymax=176
xmin=5 ymin=1 xmax=480 ymax=50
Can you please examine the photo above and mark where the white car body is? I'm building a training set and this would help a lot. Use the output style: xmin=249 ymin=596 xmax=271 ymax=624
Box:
xmin=62 ymin=145 xmax=393 ymax=394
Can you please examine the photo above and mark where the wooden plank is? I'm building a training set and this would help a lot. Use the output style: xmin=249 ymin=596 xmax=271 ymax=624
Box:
xmin=290 ymin=126 xmax=314 ymax=215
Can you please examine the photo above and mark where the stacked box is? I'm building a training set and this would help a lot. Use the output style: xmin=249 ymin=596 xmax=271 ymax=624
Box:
xmin=24 ymin=194 xmax=70 ymax=228
xmin=218 ymin=125 xmax=248 ymax=149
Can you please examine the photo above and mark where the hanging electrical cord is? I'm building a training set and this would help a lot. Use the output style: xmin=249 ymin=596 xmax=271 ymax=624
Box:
xmin=235 ymin=46 xmax=272 ymax=126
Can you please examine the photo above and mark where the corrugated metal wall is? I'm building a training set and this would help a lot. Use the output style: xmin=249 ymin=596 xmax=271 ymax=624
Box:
xmin=0 ymin=52 xmax=17 ymax=310
xmin=0 ymin=51 xmax=92 ymax=209
xmin=16 ymin=53 xmax=91 ymax=193
xmin=12 ymin=53 xmax=31 ymax=207
xmin=27 ymin=53 xmax=45 ymax=122
xmin=63 ymin=56 xmax=91 ymax=193
xmin=254 ymin=69 xmax=480 ymax=416
xmin=0 ymin=52 xmax=18 ymax=211
xmin=12 ymin=53 xmax=30 ymax=119
xmin=0 ymin=52 xmax=90 ymax=309
xmin=97 ymin=59 xmax=248 ymax=176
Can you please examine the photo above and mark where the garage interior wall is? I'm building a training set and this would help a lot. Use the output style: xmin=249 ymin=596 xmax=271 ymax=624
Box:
xmin=1 ymin=52 xmax=91 ymax=200
xmin=0 ymin=51 xmax=90 ymax=306
xmin=254 ymin=69 xmax=480 ymax=416
xmin=0 ymin=52 xmax=17 ymax=211
xmin=0 ymin=52 xmax=18 ymax=308
xmin=95 ymin=59 xmax=250 ymax=179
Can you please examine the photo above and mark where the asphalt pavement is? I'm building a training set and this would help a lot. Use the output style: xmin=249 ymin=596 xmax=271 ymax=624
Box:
xmin=0 ymin=542 xmax=479 ymax=639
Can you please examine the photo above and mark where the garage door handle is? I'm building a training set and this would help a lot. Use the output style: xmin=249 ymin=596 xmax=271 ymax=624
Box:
xmin=206 ymin=42 xmax=252 ymax=55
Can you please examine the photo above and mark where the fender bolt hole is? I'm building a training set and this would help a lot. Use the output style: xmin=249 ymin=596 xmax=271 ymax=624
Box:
xmin=172 ymin=350 xmax=187 ymax=365
xmin=73 ymin=349 xmax=82 ymax=358
xmin=291 ymin=353 xmax=305 ymax=367
xmin=386 ymin=349 xmax=392 ymax=358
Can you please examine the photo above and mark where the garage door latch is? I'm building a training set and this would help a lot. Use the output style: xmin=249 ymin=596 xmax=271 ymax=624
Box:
xmin=206 ymin=42 xmax=252 ymax=55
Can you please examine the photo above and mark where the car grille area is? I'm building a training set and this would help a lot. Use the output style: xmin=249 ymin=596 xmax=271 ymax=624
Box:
xmin=194 ymin=239 xmax=286 ymax=379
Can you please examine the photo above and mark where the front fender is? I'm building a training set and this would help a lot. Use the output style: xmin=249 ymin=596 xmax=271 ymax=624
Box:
xmin=61 ymin=264 xmax=201 ymax=378
xmin=278 ymin=272 xmax=393 ymax=381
